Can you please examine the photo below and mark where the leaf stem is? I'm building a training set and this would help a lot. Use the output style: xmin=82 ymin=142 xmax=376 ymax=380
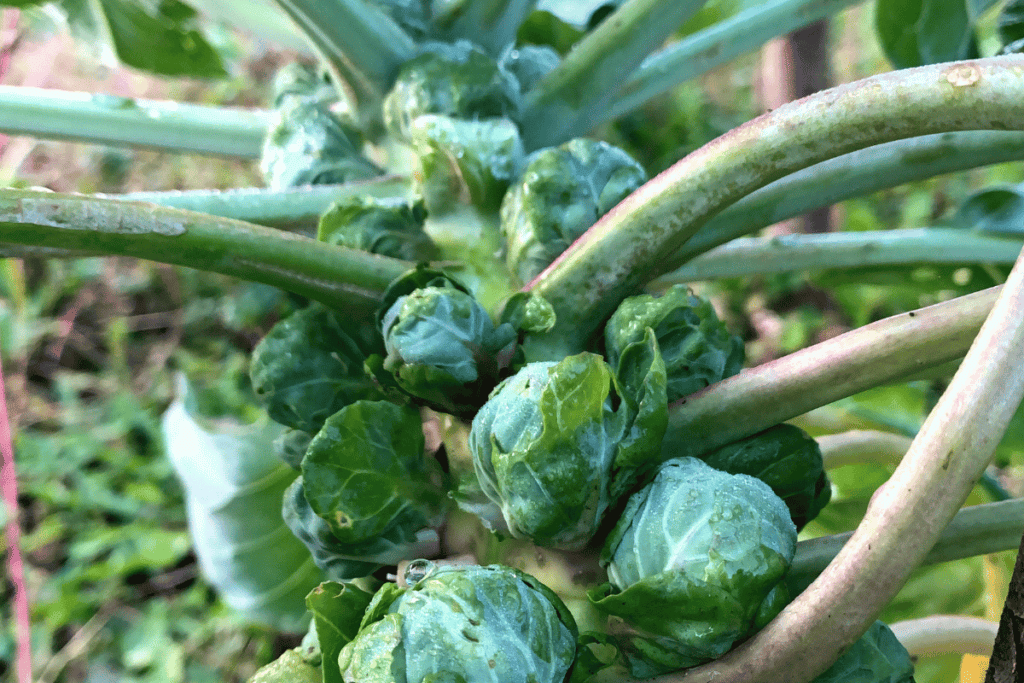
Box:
xmin=890 ymin=616 xmax=998 ymax=657
xmin=0 ymin=85 xmax=269 ymax=158
xmin=787 ymin=500 xmax=1024 ymax=595
xmin=118 ymin=176 xmax=410 ymax=230
xmin=666 ymin=213 xmax=1024 ymax=683
xmin=655 ymin=229 xmax=1023 ymax=283
xmin=663 ymin=287 xmax=998 ymax=460
xmin=816 ymin=430 xmax=914 ymax=469
xmin=519 ymin=0 xmax=707 ymax=149
xmin=527 ymin=56 xmax=1024 ymax=347
xmin=0 ymin=189 xmax=411 ymax=310
xmin=605 ymin=0 xmax=862 ymax=122
xmin=435 ymin=0 xmax=537 ymax=55
xmin=669 ymin=130 xmax=1024 ymax=270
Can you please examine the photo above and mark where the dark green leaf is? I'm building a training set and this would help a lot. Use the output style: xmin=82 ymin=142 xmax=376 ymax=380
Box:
xmin=516 ymin=10 xmax=585 ymax=55
xmin=301 ymin=401 xmax=438 ymax=544
xmin=999 ymin=0 xmax=1024 ymax=51
xmin=950 ymin=186 xmax=1024 ymax=235
xmin=60 ymin=0 xmax=227 ymax=78
xmin=318 ymin=196 xmax=436 ymax=262
xmin=250 ymin=304 xmax=382 ymax=434
xmin=875 ymin=0 xmax=981 ymax=68
xmin=306 ymin=581 xmax=376 ymax=683
xmin=810 ymin=621 xmax=915 ymax=683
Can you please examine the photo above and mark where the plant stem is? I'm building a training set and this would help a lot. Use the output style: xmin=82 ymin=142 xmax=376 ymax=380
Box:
xmin=655 ymin=229 xmax=1022 ymax=283
xmin=0 ymin=85 xmax=269 ymax=158
xmin=119 ymin=176 xmax=410 ymax=230
xmin=0 ymin=352 xmax=30 ymax=683
xmin=0 ymin=189 xmax=411 ymax=310
xmin=519 ymin=0 xmax=707 ymax=149
xmin=666 ymin=215 xmax=1024 ymax=683
xmin=605 ymin=0 xmax=862 ymax=122
xmin=435 ymin=0 xmax=537 ymax=55
xmin=272 ymin=0 xmax=414 ymax=106
xmin=662 ymin=287 xmax=997 ymax=460
xmin=527 ymin=56 xmax=1024 ymax=348
xmin=816 ymin=430 xmax=914 ymax=469
xmin=786 ymin=499 xmax=1024 ymax=596
xmin=668 ymin=131 xmax=1024 ymax=270
xmin=890 ymin=616 xmax=998 ymax=657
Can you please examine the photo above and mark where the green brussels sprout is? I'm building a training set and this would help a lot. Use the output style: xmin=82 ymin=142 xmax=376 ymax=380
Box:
xmin=605 ymin=285 xmax=744 ymax=403
xmin=590 ymin=456 xmax=797 ymax=677
xmin=500 ymin=138 xmax=647 ymax=284
xmin=283 ymin=477 xmax=441 ymax=582
xmin=300 ymin=401 xmax=442 ymax=544
xmin=270 ymin=63 xmax=335 ymax=108
xmin=811 ymin=621 xmax=915 ymax=683
xmin=250 ymin=303 xmax=382 ymax=434
xmin=248 ymin=648 xmax=320 ymax=683
xmin=317 ymin=195 xmax=437 ymax=261
xmin=381 ymin=284 xmax=518 ymax=415
xmin=383 ymin=41 xmax=520 ymax=141
xmin=470 ymin=351 xmax=666 ymax=550
xmin=338 ymin=561 xmax=578 ymax=683
xmin=699 ymin=424 xmax=831 ymax=530
xmin=261 ymin=98 xmax=382 ymax=190
xmin=499 ymin=44 xmax=561 ymax=94
xmin=409 ymin=114 xmax=524 ymax=212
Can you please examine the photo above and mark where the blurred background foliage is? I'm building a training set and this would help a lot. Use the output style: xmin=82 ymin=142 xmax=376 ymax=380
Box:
xmin=0 ymin=1 xmax=1023 ymax=682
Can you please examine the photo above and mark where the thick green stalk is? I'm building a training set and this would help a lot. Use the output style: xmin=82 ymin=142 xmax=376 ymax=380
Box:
xmin=662 ymin=287 xmax=998 ymax=460
xmin=527 ymin=56 xmax=1024 ymax=348
xmin=119 ymin=176 xmax=410 ymax=230
xmin=519 ymin=0 xmax=707 ymax=149
xmin=605 ymin=0 xmax=863 ymax=122
xmin=271 ymin=0 xmax=415 ymax=117
xmin=667 ymin=222 xmax=1024 ymax=683
xmin=0 ymin=190 xmax=411 ymax=310
xmin=670 ymin=130 xmax=1024 ymax=270
xmin=816 ymin=430 xmax=914 ymax=469
xmin=436 ymin=0 xmax=537 ymax=55
xmin=0 ymin=86 xmax=269 ymax=158
xmin=657 ymin=229 xmax=1023 ymax=283
xmin=786 ymin=499 xmax=1024 ymax=595
xmin=890 ymin=616 xmax=998 ymax=657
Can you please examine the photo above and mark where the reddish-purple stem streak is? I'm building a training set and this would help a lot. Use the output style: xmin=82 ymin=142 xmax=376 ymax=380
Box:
xmin=0 ymin=350 xmax=31 ymax=683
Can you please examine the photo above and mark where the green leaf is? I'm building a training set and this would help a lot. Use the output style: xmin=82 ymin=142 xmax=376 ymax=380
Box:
xmin=306 ymin=581 xmax=376 ymax=683
xmin=874 ymin=0 xmax=981 ymax=68
xmin=516 ymin=10 xmax=585 ymax=55
xmin=59 ymin=0 xmax=227 ymax=78
xmin=317 ymin=196 xmax=437 ymax=262
xmin=250 ymin=303 xmax=383 ymax=434
xmin=611 ymin=328 xmax=668 ymax=487
xmin=249 ymin=648 xmax=321 ymax=683
xmin=162 ymin=376 xmax=321 ymax=633
xmin=998 ymin=0 xmax=1024 ymax=51
xmin=950 ymin=185 xmax=1024 ymax=235
xmin=301 ymin=401 xmax=438 ymax=544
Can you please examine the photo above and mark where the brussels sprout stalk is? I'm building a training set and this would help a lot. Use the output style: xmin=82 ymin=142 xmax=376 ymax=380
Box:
xmin=657 ymin=221 xmax=1024 ymax=683
xmin=527 ymin=56 xmax=1024 ymax=349
xmin=890 ymin=616 xmax=998 ymax=657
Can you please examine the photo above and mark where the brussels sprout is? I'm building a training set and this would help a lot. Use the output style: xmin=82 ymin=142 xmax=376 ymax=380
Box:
xmin=318 ymin=195 xmax=437 ymax=261
xmin=283 ymin=477 xmax=438 ymax=581
xmin=605 ymin=285 xmax=744 ymax=403
xmin=381 ymin=284 xmax=518 ymax=415
xmin=501 ymin=138 xmax=647 ymax=284
xmin=590 ymin=456 xmax=797 ymax=677
xmin=270 ymin=63 xmax=335 ymax=108
xmin=383 ymin=41 xmax=521 ymax=141
xmin=470 ymin=351 xmax=666 ymax=550
xmin=250 ymin=304 xmax=382 ymax=434
xmin=261 ymin=98 xmax=382 ymax=190
xmin=248 ymin=648 xmax=320 ymax=683
xmin=409 ymin=114 xmax=524 ymax=212
xmin=338 ymin=561 xmax=578 ymax=683
xmin=302 ymin=401 xmax=442 ymax=544
xmin=812 ymin=621 xmax=915 ymax=683
xmin=699 ymin=424 xmax=831 ymax=530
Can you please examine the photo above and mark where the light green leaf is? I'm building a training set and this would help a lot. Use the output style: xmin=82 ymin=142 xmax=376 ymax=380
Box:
xmin=306 ymin=581 xmax=376 ymax=683
xmin=59 ymin=0 xmax=227 ymax=78
xmin=875 ymin=0 xmax=981 ymax=68
xmin=162 ymin=376 xmax=321 ymax=633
